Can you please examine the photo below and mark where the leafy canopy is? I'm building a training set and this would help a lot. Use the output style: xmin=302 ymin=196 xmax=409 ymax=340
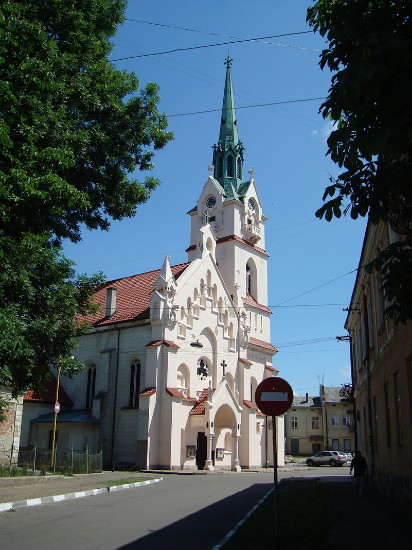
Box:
xmin=307 ymin=0 xmax=412 ymax=324
xmin=0 ymin=1 xmax=173 ymax=398
xmin=0 ymin=0 xmax=173 ymax=244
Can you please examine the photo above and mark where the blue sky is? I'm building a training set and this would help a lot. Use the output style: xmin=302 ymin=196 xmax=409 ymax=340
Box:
xmin=63 ymin=1 xmax=367 ymax=396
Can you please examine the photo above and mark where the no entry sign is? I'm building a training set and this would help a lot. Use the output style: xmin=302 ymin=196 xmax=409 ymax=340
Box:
xmin=255 ymin=377 xmax=293 ymax=416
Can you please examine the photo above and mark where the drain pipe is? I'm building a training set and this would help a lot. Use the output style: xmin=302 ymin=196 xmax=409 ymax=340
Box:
xmin=110 ymin=328 xmax=121 ymax=470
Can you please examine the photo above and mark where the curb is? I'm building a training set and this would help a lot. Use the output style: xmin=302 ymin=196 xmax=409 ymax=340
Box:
xmin=0 ymin=477 xmax=163 ymax=513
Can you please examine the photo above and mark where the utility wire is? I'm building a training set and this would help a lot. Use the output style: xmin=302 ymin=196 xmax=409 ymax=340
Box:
xmin=166 ymin=97 xmax=326 ymax=118
xmin=110 ymin=31 xmax=316 ymax=62
xmin=124 ymin=19 xmax=319 ymax=52
xmin=275 ymin=268 xmax=360 ymax=306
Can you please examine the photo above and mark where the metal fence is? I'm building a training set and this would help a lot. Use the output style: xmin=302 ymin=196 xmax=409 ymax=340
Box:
xmin=0 ymin=445 xmax=102 ymax=476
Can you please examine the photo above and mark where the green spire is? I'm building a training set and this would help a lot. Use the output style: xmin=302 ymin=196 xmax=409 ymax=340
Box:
xmin=212 ymin=58 xmax=244 ymax=192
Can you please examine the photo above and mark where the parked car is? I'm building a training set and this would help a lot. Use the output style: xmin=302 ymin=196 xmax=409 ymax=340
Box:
xmin=306 ymin=451 xmax=348 ymax=467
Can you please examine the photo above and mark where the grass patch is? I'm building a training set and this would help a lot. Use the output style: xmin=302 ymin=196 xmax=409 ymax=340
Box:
xmin=222 ymin=480 xmax=332 ymax=550
xmin=0 ymin=466 xmax=28 ymax=477
xmin=102 ymin=476 xmax=159 ymax=487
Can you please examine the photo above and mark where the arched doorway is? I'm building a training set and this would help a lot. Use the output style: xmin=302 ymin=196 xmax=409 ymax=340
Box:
xmin=213 ymin=404 xmax=240 ymax=471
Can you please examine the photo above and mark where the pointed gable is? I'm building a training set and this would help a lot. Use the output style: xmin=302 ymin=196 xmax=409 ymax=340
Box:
xmin=82 ymin=262 xmax=190 ymax=327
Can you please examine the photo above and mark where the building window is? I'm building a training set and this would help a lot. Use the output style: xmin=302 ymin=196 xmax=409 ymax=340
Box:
xmin=332 ymin=439 xmax=339 ymax=451
xmin=342 ymin=416 xmax=350 ymax=427
xmin=218 ymin=156 xmax=223 ymax=178
xmin=373 ymin=395 xmax=379 ymax=452
xmin=384 ymin=382 xmax=391 ymax=447
xmin=394 ymin=372 xmax=402 ymax=444
xmin=86 ymin=365 xmax=96 ymax=409
xmin=129 ymin=359 xmax=141 ymax=408
xmin=246 ymin=263 xmax=251 ymax=294
xmin=197 ymin=358 xmax=209 ymax=381
xmin=331 ymin=415 xmax=338 ymax=426
xmin=227 ymin=155 xmax=234 ymax=177
xmin=237 ymin=157 xmax=242 ymax=179
xmin=312 ymin=417 xmax=319 ymax=429
xmin=291 ymin=416 xmax=298 ymax=429
xmin=343 ymin=439 xmax=351 ymax=451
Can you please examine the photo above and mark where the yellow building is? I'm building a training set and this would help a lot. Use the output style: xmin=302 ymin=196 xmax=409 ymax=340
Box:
xmin=345 ymin=220 xmax=412 ymax=500
xmin=285 ymin=387 xmax=355 ymax=456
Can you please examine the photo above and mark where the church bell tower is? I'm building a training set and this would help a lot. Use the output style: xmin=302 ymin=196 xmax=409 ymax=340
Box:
xmin=187 ymin=59 xmax=271 ymax=338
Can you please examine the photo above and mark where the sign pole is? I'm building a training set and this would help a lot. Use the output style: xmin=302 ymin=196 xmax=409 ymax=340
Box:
xmin=255 ymin=377 xmax=293 ymax=550
xmin=51 ymin=366 xmax=61 ymax=468
xmin=272 ymin=415 xmax=278 ymax=549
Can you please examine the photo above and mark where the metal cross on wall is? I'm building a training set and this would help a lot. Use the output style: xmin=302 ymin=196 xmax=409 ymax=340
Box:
xmin=221 ymin=359 xmax=227 ymax=376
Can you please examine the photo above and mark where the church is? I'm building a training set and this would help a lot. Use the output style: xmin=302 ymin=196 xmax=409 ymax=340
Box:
xmin=28 ymin=59 xmax=284 ymax=470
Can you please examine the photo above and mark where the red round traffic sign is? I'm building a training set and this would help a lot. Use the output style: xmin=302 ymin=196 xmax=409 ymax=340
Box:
xmin=54 ymin=402 xmax=60 ymax=414
xmin=255 ymin=377 xmax=293 ymax=416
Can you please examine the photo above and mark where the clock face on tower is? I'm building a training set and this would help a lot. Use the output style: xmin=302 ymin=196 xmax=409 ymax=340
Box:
xmin=206 ymin=196 xmax=216 ymax=209
xmin=248 ymin=198 xmax=255 ymax=211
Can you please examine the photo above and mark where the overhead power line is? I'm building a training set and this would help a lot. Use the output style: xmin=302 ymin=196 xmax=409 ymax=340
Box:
xmin=124 ymin=19 xmax=319 ymax=52
xmin=275 ymin=267 xmax=360 ymax=306
xmin=166 ymin=96 xmax=326 ymax=118
xmin=110 ymin=31 xmax=315 ymax=62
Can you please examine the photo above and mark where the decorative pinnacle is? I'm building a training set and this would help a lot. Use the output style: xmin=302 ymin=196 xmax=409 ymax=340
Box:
xmin=224 ymin=56 xmax=233 ymax=68
xmin=208 ymin=165 xmax=214 ymax=176
xmin=248 ymin=168 xmax=255 ymax=180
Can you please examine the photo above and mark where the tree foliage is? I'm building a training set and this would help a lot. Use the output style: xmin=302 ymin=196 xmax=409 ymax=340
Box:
xmin=0 ymin=1 xmax=173 ymax=399
xmin=307 ymin=0 xmax=412 ymax=324
xmin=0 ymin=0 xmax=173 ymax=244
xmin=0 ymin=234 xmax=104 ymax=394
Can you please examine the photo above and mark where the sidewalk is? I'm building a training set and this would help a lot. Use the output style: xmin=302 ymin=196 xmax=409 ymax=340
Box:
xmin=0 ymin=471 xmax=162 ymax=512
xmin=321 ymin=479 xmax=412 ymax=549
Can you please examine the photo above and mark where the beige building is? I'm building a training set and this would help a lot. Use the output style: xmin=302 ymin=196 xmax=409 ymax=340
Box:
xmin=285 ymin=394 xmax=323 ymax=456
xmin=24 ymin=60 xmax=284 ymax=471
xmin=285 ymin=386 xmax=355 ymax=456
xmin=0 ymin=389 xmax=23 ymax=467
xmin=345 ymin=220 xmax=412 ymax=500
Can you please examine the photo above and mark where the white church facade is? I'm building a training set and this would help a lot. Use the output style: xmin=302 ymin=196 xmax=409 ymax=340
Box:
xmin=28 ymin=59 xmax=284 ymax=470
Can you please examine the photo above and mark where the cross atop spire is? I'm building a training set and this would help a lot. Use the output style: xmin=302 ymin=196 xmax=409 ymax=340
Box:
xmin=224 ymin=56 xmax=233 ymax=68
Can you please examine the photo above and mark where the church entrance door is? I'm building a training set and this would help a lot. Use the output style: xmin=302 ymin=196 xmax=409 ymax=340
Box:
xmin=196 ymin=432 xmax=207 ymax=470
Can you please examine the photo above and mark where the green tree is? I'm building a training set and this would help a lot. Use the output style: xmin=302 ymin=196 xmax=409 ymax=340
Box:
xmin=307 ymin=0 xmax=412 ymax=323
xmin=0 ymin=1 xmax=173 ymax=399
xmin=0 ymin=235 xmax=104 ymax=394
xmin=0 ymin=0 xmax=172 ymax=244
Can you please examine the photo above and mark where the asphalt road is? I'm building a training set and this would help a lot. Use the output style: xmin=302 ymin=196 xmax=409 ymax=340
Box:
xmin=0 ymin=467 xmax=349 ymax=550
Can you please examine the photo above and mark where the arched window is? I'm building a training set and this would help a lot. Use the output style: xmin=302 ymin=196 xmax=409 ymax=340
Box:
xmin=246 ymin=263 xmax=251 ymax=295
xmin=237 ymin=157 xmax=242 ymax=179
xmin=227 ymin=155 xmax=234 ymax=177
xmin=218 ymin=156 xmax=223 ymax=178
xmin=197 ymin=358 xmax=210 ymax=381
xmin=129 ymin=359 xmax=141 ymax=408
xmin=86 ymin=365 xmax=96 ymax=409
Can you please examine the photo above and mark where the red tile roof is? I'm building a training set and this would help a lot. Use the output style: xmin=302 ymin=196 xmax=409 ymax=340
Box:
xmin=243 ymin=400 xmax=265 ymax=416
xmin=82 ymin=262 xmax=190 ymax=327
xmin=24 ymin=377 xmax=73 ymax=406
xmin=242 ymin=294 xmax=272 ymax=314
xmin=189 ymin=387 xmax=216 ymax=415
xmin=139 ymin=387 xmax=156 ymax=397
xmin=249 ymin=337 xmax=279 ymax=354
xmin=165 ymin=387 xmax=198 ymax=403
xmin=146 ymin=340 xmax=180 ymax=349
xmin=265 ymin=365 xmax=279 ymax=373
xmin=216 ymin=235 xmax=269 ymax=257
xmin=243 ymin=399 xmax=259 ymax=411
xmin=166 ymin=387 xmax=184 ymax=397
xmin=239 ymin=358 xmax=253 ymax=365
